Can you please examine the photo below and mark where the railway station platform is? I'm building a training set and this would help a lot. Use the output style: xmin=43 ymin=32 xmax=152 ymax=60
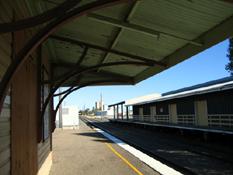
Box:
xmin=109 ymin=119 xmax=233 ymax=135
xmin=83 ymin=117 xmax=233 ymax=175
xmin=49 ymin=120 xmax=157 ymax=175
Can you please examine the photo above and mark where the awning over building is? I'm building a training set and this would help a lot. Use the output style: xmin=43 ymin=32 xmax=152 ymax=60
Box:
xmin=125 ymin=76 xmax=233 ymax=106
xmin=125 ymin=93 xmax=161 ymax=106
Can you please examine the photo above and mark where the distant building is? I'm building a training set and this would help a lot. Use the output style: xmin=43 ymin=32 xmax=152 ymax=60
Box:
xmin=95 ymin=101 xmax=104 ymax=111
xmin=94 ymin=94 xmax=115 ymax=118
xmin=56 ymin=105 xmax=79 ymax=129
xmin=95 ymin=93 xmax=104 ymax=111
xmin=110 ymin=77 xmax=233 ymax=129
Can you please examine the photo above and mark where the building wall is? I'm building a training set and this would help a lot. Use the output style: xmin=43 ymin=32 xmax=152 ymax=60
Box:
xmin=37 ymin=45 xmax=53 ymax=174
xmin=132 ymin=90 xmax=233 ymax=129
xmin=61 ymin=106 xmax=79 ymax=128
xmin=176 ymin=98 xmax=195 ymax=125
xmin=0 ymin=2 xmax=13 ymax=174
xmin=207 ymin=90 xmax=233 ymax=114
xmin=206 ymin=90 xmax=233 ymax=128
xmin=0 ymin=2 xmax=53 ymax=174
xmin=0 ymin=92 xmax=11 ymax=175
xmin=133 ymin=105 xmax=140 ymax=116
xmin=156 ymin=102 xmax=169 ymax=115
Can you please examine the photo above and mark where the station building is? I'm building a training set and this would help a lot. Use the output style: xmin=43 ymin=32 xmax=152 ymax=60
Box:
xmin=110 ymin=77 xmax=233 ymax=130
xmin=0 ymin=0 xmax=233 ymax=175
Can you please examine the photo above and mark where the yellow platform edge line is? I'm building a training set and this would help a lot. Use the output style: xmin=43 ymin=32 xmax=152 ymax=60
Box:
xmin=105 ymin=143 xmax=144 ymax=175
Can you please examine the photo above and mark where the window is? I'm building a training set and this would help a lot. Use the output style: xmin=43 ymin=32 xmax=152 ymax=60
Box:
xmin=41 ymin=65 xmax=50 ymax=141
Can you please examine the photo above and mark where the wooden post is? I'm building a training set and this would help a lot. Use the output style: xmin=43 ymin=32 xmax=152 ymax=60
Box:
xmin=113 ymin=106 xmax=115 ymax=119
xmin=169 ymin=104 xmax=177 ymax=124
xmin=117 ymin=105 xmax=119 ymax=119
xmin=121 ymin=104 xmax=123 ymax=120
xmin=195 ymin=100 xmax=208 ymax=126
xmin=11 ymin=31 xmax=38 ymax=175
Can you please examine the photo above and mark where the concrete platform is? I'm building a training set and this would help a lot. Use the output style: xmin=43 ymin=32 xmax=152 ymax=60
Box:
xmin=85 ymin=117 xmax=233 ymax=175
xmin=49 ymin=120 xmax=158 ymax=175
xmin=110 ymin=119 xmax=233 ymax=135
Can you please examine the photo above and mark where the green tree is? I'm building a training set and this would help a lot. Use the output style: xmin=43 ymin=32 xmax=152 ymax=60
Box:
xmin=226 ymin=38 xmax=233 ymax=76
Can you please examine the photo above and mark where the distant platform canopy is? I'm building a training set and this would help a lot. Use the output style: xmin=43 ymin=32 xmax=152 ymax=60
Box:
xmin=124 ymin=76 xmax=233 ymax=106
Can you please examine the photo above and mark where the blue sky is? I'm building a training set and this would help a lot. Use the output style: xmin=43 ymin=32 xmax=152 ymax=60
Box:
xmin=58 ymin=40 xmax=230 ymax=109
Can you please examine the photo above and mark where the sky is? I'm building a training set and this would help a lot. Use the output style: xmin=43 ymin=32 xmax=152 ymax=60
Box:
xmin=57 ymin=40 xmax=230 ymax=110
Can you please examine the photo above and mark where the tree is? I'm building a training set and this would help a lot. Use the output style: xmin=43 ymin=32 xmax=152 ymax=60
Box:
xmin=226 ymin=38 xmax=233 ymax=76
xmin=79 ymin=108 xmax=93 ymax=116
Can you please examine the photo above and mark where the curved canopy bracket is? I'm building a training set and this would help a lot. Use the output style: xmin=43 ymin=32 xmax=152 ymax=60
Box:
xmin=0 ymin=0 xmax=132 ymax=112
xmin=0 ymin=0 xmax=81 ymax=34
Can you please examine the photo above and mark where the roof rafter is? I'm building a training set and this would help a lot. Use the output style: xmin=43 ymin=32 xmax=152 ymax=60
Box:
xmin=96 ymin=1 xmax=141 ymax=68
xmin=52 ymin=62 xmax=134 ymax=82
xmin=50 ymin=35 xmax=166 ymax=67
xmin=87 ymin=13 xmax=203 ymax=46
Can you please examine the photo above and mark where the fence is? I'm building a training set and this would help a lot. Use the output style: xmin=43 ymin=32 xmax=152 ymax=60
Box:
xmin=132 ymin=115 xmax=169 ymax=123
xmin=177 ymin=115 xmax=195 ymax=125
xmin=208 ymin=114 xmax=233 ymax=128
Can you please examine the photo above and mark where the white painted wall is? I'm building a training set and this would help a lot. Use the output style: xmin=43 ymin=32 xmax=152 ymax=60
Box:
xmin=56 ymin=105 xmax=79 ymax=129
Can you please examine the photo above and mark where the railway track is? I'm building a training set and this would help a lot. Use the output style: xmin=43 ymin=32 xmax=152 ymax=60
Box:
xmin=81 ymin=116 xmax=233 ymax=175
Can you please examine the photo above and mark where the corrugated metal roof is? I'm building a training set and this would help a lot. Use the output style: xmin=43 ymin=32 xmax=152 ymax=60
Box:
xmin=18 ymin=0 xmax=233 ymax=86
xmin=163 ymin=76 xmax=233 ymax=96
xmin=125 ymin=76 xmax=233 ymax=106
xmin=125 ymin=93 xmax=161 ymax=106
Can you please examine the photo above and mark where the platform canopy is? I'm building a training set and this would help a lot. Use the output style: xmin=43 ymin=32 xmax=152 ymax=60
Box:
xmin=25 ymin=0 xmax=233 ymax=87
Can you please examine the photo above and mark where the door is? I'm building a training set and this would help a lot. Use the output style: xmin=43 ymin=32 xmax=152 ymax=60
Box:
xmin=139 ymin=107 xmax=143 ymax=121
xmin=150 ymin=106 xmax=156 ymax=122
xmin=169 ymin=104 xmax=177 ymax=124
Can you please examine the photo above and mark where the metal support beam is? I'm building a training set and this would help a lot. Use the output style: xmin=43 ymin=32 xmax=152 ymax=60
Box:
xmin=88 ymin=13 xmax=160 ymax=39
xmin=97 ymin=1 xmax=141 ymax=67
xmin=52 ymin=62 xmax=133 ymax=77
xmin=0 ymin=0 xmax=81 ymax=34
xmin=50 ymin=61 xmax=148 ymax=86
xmin=113 ymin=106 xmax=116 ymax=119
xmin=52 ymin=63 xmax=134 ymax=85
xmin=88 ymin=13 xmax=203 ymax=46
xmin=0 ymin=0 xmax=132 ymax=112
xmin=41 ymin=61 xmax=152 ymax=124
xmin=54 ymin=86 xmax=73 ymax=97
xmin=50 ymin=35 xmax=166 ymax=67
xmin=76 ymin=46 xmax=88 ymax=65
xmin=58 ymin=88 xmax=63 ymax=128
xmin=54 ymin=79 xmax=130 ymax=117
